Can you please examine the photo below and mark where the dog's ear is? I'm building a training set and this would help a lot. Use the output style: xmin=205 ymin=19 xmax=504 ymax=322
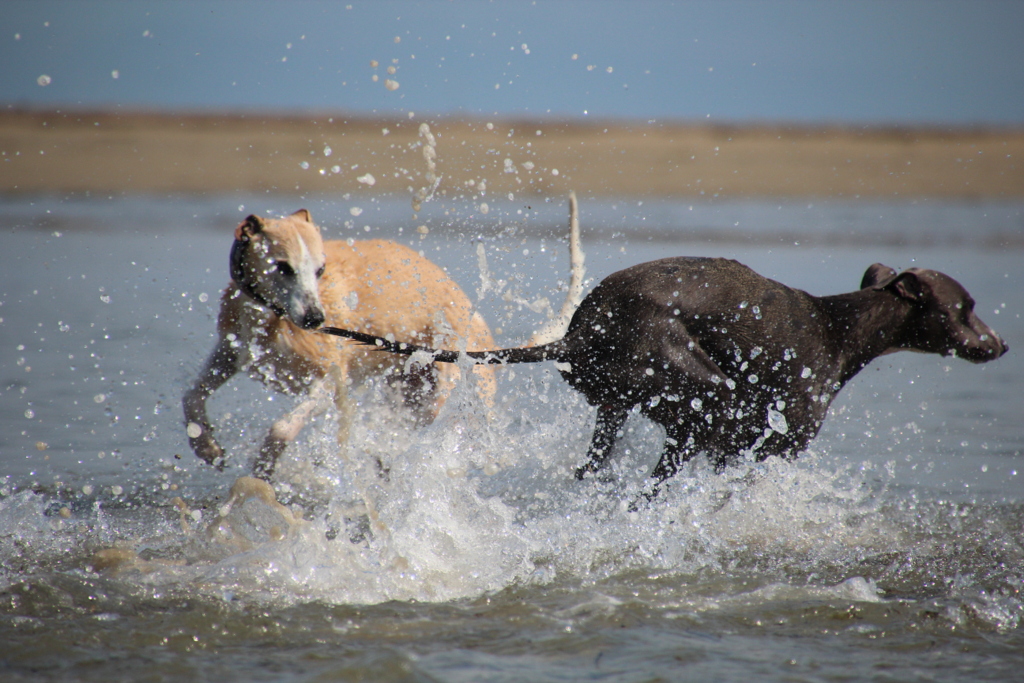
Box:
xmin=861 ymin=263 xmax=898 ymax=289
xmin=291 ymin=208 xmax=313 ymax=223
xmin=235 ymin=214 xmax=265 ymax=241
xmin=886 ymin=270 xmax=926 ymax=302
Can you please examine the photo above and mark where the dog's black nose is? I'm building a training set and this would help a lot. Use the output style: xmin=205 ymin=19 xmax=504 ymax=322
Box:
xmin=986 ymin=335 xmax=1008 ymax=359
xmin=300 ymin=308 xmax=326 ymax=330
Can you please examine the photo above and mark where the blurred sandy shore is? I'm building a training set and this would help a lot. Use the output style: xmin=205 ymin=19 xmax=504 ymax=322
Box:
xmin=2 ymin=109 xmax=1022 ymax=199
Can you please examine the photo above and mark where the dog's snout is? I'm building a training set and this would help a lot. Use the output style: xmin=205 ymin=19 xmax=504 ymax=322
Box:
xmin=965 ymin=329 xmax=1008 ymax=362
xmin=300 ymin=307 xmax=326 ymax=330
xmin=982 ymin=324 xmax=1008 ymax=358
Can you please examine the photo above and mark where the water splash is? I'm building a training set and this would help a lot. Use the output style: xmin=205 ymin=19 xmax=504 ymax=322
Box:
xmin=0 ymin=362 xmax=1020 ymax=637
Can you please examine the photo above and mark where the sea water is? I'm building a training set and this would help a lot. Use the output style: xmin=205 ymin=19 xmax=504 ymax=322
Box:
xmin=1 ymin=195 xmax=1022 ymax=681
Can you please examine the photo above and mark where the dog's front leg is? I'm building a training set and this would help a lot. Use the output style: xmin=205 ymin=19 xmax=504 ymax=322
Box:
xmin=183 ymin=338 xmax=241 ymax=467
xmin=252 ymin=374 xmax=336 ymax=480
xmin=651 ymin=422 xmax=702 ymax=482
xmin=327 ymin=364 xmax=354 ymax=451
xmin=627 ymin=425 xmax=700 ymax=509
xmin=574 ymin=405 xmax=628 ymax=480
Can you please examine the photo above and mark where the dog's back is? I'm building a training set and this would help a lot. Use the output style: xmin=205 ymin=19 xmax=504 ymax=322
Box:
xmin=559 ymin=257 xmax=826 ymax=412
xmin=318 ymin=238 xmax=497 ymax=402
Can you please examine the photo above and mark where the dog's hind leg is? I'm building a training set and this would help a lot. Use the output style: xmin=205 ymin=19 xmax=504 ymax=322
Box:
xmin=574 ymin=405 xmax=628 ymax=480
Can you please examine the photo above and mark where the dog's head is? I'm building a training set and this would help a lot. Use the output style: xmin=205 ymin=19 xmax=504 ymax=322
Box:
xmin=230 ymin=209 xmax=327 ymax=330
xmin=862 ymin=263 xmax=1007 ymax=363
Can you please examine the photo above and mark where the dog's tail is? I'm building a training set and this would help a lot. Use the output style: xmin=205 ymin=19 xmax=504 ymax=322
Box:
xmin=319 ymin=326 xmax=568 ymax=365
xmin=528 ymin=191 xmax=586 ymax=346
xmin=322 ymin=191 xmax=585 ymax=367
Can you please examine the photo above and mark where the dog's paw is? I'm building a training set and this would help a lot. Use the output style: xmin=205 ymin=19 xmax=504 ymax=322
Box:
xmin=188 ymin=426 xmax=225 ymax=466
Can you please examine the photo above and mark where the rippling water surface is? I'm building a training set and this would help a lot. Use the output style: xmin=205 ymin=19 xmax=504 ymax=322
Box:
xmin=2 ymin=195 xmax=1022 ymax=681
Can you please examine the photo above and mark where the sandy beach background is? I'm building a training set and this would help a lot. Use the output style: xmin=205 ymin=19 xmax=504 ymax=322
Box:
xmin=2 ymin=108 xmax=1022 ymax=200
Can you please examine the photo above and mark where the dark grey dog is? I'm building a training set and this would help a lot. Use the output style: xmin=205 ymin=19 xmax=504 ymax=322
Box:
xmin=321 ymin=257 xmax=1007 ymax=500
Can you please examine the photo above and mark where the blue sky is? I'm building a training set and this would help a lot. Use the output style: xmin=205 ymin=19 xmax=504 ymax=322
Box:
xmin=2 ymin=0 xmax=1023 ymax=124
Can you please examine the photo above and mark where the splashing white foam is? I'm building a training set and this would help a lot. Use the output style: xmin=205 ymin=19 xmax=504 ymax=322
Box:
xmin=4 ymin=369 xmax=1016 ymax=618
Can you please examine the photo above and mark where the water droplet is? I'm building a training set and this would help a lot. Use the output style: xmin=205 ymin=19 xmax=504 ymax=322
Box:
xmin=767 ymin=408 xmax=789 ymax=434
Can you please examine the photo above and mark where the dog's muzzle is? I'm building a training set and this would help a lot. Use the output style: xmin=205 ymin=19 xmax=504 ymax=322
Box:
xmin=298 ymin=307 xmax=326 ymax=330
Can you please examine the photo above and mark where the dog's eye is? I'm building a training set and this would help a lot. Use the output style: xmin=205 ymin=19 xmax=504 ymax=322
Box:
xmin=273 ymin=261 xmax=295 ymax=277
xmin=316 ymin=265 xmax=326 ymax=278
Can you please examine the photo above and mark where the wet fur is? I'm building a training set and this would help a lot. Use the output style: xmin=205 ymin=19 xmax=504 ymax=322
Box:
xmin=183 ymin=209 xmax=496 ymax=478
xmin=321 ymin=257 xmax=1007 ymax=503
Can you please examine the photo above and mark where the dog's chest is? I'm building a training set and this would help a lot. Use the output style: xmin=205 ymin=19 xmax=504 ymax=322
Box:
xmin=230 ymin=308 xmax=324 ymax=392
xmin=704 ymin=328 xmax=839 ymax=410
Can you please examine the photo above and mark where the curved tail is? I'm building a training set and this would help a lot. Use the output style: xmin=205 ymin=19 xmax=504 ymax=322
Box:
xmin=528 ymin=191 xmax=586 ymax=345
xmin=319 ymin=326 xmax=566 ymax=365
xmin=322 ymin=192 xmax=585 ymax=368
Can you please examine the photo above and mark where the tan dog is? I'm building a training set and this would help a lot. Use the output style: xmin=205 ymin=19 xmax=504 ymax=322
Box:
xmin=183 ymin=209 xmax=497 ymax=478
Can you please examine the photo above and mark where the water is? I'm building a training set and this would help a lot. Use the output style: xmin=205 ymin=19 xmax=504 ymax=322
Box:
xmin=2 ymin=194 xmax=1023 ymax=681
